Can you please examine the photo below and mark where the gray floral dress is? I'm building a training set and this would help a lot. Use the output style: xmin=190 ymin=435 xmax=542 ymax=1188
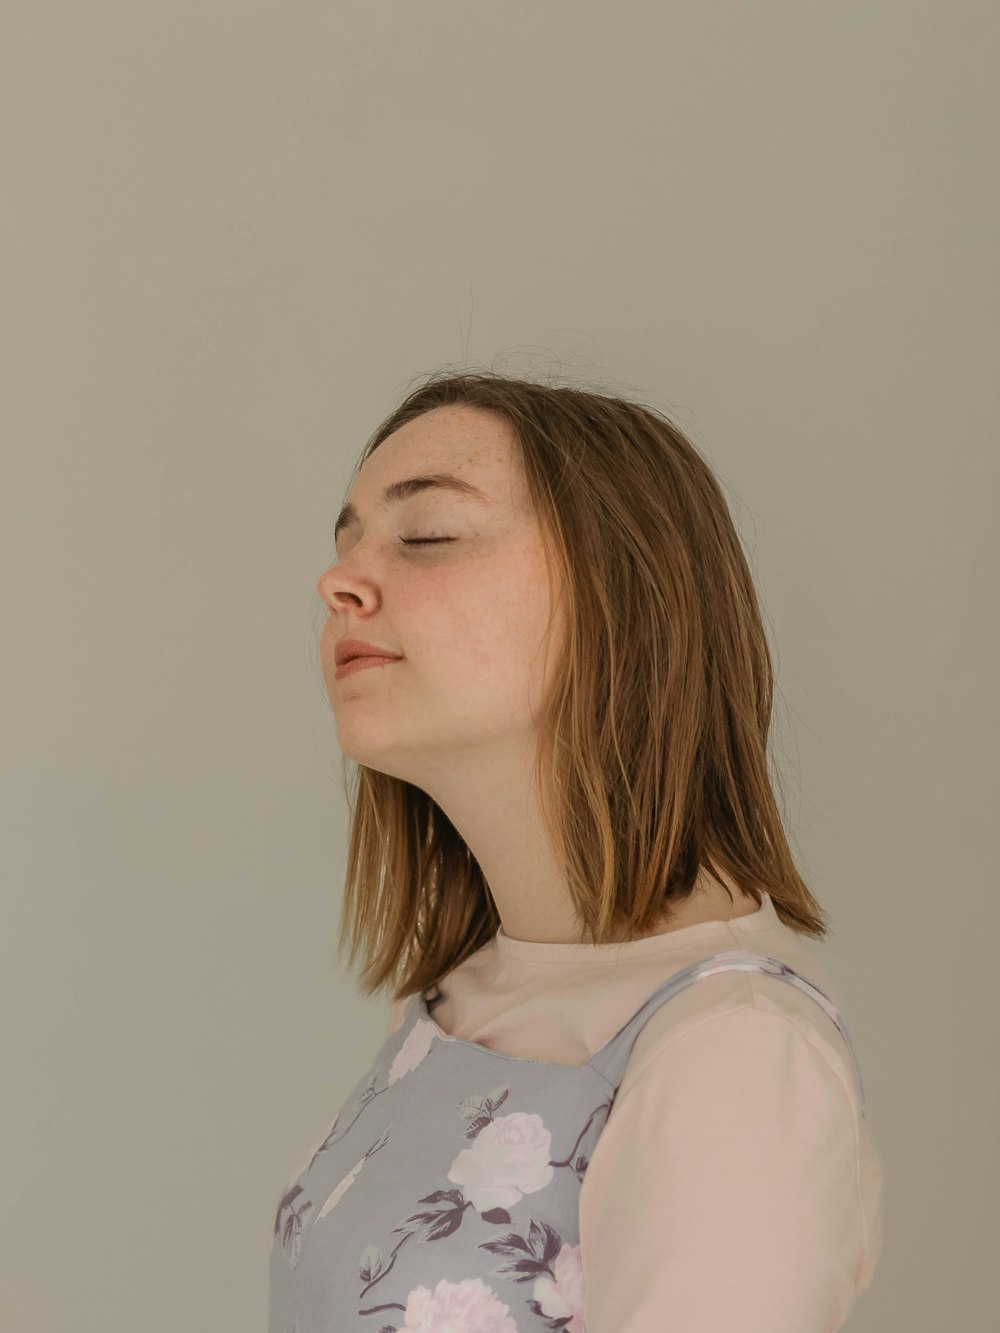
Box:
xmin=269 ymin=949 xmax=864 ymax=1332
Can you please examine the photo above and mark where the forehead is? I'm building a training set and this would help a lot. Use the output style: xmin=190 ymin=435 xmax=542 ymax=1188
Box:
xmin=362 ymin=405 xmax=519 ymax=494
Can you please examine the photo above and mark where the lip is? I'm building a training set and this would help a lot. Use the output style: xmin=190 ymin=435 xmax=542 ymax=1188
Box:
xmin=335 ymin=655 xmax=402 ymax=681
xmin=335 ymin=636 xmax=401 ymax=668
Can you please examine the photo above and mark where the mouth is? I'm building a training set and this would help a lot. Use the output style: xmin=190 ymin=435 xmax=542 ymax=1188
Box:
xmin=335 ymin=655 xmax=402 ymax=681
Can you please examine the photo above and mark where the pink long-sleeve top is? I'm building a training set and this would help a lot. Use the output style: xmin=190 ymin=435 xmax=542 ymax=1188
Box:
xmin=386 ymin=890 xmax=885 ymax=1331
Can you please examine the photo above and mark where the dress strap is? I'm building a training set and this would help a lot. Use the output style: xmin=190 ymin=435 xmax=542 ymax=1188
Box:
xmin=587 ymin=949 xmax=867 ymax=1116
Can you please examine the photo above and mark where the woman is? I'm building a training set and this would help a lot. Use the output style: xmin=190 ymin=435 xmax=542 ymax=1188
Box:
xmin=270 ymin=371 xmax=884 ymax=1332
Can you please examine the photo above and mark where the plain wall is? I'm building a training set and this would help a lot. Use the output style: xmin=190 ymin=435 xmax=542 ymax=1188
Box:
xmin=1 ymin=2 xmax=996 ymax=1329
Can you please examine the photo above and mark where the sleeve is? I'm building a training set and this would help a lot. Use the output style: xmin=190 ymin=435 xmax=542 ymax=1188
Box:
xmin=577 ymin=1005 xmax=872 ymax=1333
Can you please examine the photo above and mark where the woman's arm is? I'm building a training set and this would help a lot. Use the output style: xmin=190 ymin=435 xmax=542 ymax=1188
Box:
xmin=578 ymin=1004 xmax=884 ymax=1332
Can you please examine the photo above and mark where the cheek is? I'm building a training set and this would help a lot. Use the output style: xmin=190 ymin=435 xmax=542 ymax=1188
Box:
xmin=433 ymin=607 xmax=522 ymax=684
xmin=419 ymin=568 xmax=551 ymax=706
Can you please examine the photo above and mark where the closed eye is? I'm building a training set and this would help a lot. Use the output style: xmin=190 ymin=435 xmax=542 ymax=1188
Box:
xmin=400 ymin=537 xmax=455 ymax=546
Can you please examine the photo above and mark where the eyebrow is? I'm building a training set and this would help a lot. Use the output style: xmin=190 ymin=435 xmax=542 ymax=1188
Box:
xmin=333 ymin=472 xmax=491 ymax=545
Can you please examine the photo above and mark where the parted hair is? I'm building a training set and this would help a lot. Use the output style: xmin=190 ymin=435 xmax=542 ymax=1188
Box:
xmin=329 ymin=369 xmax=830 ymax=1004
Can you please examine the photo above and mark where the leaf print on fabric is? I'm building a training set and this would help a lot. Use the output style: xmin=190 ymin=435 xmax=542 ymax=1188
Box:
xmin=393 ymin=1187 xmax=470 ymax=1243
xmin=478 ymin=1222 xmax=589 ymax=1329
xmin=355 ymin=1186 xmax=472 ymax=1300
xmin=456 ymin=1085 xmax=510 ymax=1140
xmin=272 ymin=1183 xmax=314 ymax=1271
xmin=387 ymin=1275 xmax=519 ymax=1332
xmin=447 ymin=1111 xmax=554 ymax=1213
xmin=316 ymin=1123 xmax=391 ymax=1222
xmin=388 ymin=1017 xmax=438 ymax=1083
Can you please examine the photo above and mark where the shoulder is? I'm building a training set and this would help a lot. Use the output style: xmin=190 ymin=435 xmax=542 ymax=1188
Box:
xmin=577 ymin=995 xmax=879 ymax=1330
xmin=612 ymin=963 xmax=863 ymax=1115
xmin=582 ymin=994 xmax=870 ymax=1262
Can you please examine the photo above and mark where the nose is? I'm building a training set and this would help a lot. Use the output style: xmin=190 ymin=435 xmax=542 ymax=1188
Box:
xmin=316 ymin=563 xmax=365 ymax=617
xmin=316 ymin=564 xmax=337 ymax=601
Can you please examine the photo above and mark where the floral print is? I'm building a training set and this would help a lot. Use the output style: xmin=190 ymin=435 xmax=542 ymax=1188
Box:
xmin=271 ymin=1006 xmax=609 ymax=1331
xmin=270 ymin=951 xmax=856 ymax=1332
xmin=396 ymin=1276 xmax=517 ymax=1331
xmin=447 ymin=1109 xmax=554 ymax=1211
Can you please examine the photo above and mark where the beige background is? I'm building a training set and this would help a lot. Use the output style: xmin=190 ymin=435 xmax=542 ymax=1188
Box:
xmin=2 ymin=2 xmax=996 ymax=1330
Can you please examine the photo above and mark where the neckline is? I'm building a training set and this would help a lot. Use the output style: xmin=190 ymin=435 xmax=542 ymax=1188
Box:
xmin=415 ymin=934 xmax=795 ymax=1072
xmin=493 ymin=891 xmax=772 ymax=961
xmin=417 ymin=988 xmax=604 ymax=1068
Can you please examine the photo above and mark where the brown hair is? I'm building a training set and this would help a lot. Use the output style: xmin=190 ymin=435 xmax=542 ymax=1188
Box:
xmin=330 ymin=369 xmax=830 ymax=1004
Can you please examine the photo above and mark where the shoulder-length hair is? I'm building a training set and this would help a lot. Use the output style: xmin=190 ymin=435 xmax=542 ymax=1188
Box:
xmin=329 ymin=369 xmax=830 ymax=1003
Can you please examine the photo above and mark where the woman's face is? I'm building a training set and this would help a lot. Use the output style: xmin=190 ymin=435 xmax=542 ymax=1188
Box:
xmin=315 ymin=404 xmax=566 ymax=786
